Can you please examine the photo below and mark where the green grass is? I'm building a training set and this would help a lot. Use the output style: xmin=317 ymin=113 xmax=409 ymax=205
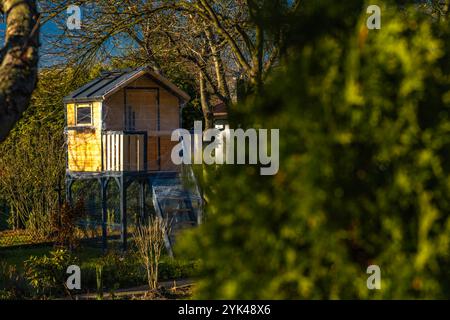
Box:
xmin=0 ymin=229 xmax=199 ymax=299
xmin=0 ymin=247 xmax=52 ymax=271
xmin=0 ymin=246 xmax=104 ymax=272
xmin=1 ymin=243 xmax=198 ymax=288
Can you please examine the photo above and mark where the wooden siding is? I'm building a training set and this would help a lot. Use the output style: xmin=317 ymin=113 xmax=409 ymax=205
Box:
xmin=66 ymin=103 xmax=76 ymax=126
xmin=66 ymin=73 xmax=182 ymax=173
xmin=102 ymin=133 xmax=145 ymax=172
xmin=67 ymin=101 xmax=102 ymax=172
xmin=160 ymin=137 xmax=178 ymax=171
xmin=103 ymin=75 xmax=180 ymax=172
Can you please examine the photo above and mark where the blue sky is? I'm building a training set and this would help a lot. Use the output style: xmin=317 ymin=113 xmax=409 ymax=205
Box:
xmin=1 ymin=16 xmax=60 ymax=67
xmin=39 ymin=20 xmax=62 ymax=66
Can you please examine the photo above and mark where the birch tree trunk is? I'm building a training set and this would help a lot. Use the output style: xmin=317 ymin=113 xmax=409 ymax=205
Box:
xmin=0 ymin=0 xmax=39 ymax=143
xmin=199 ymin=71 xmax=214 ymax=129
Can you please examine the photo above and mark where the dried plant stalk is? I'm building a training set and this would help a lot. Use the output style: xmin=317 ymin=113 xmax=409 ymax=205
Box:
xmin=133 ymin=216 xmax=168 ymax=290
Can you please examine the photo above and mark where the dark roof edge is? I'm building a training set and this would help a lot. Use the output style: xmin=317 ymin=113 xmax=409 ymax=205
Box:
xmin=101 ymin=68 xmax=191 ymax=102
xmin=64 ymin=67 xmax=191 ymax=103
xmin=63 ymin=97 xmax=103 ymax=103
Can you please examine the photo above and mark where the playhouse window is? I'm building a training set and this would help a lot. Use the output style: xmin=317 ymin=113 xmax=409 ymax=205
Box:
xmin=76 ymin=104 xmax=92 ymax=125
xmin=125 ymin=105 xmax=136 ymax=130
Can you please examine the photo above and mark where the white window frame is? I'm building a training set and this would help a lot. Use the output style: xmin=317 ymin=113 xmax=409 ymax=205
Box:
xmin=75 ymin=103 xmax=93 ymax=126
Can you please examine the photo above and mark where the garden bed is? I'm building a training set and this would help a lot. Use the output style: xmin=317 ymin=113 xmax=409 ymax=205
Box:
xmin=0 ymin=243 xmax=198 ymax=300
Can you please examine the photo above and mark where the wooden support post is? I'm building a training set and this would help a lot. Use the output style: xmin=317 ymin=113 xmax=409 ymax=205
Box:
xmin=100 ymin=178 xmax=108 ymax=253
xmin=119 ymin=176 xmax=128 ymax=251
xmin=139 ymin=180 xmax=146 ymax=224
xmin=143 ymin=133 xmax=148 ymax=172
xmin=66 ymin=178 xmax=74 ymax=206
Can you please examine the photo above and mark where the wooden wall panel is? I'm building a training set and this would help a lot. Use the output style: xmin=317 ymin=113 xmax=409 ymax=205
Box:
xmin=160 ymin=91 xmax=179 ymax=131
xmin=104 ymin=75 xmax=181 ymax=171
xmin=67 ymin=101 xmax=102 ymax=172
xmin=103 ymin=89 xmax=124 ymax=130
xmin=160 ymin=136 xmax=178 ymax=171
xmin=66 ymin=73 xmax=183 ymax=173
xmin=126 ymin=89 xmax=157 ymax=132
xmin=66 ymin=103 xmax=75 ymax=126
xmin=147 ymin=136 xmax=159 ymax=171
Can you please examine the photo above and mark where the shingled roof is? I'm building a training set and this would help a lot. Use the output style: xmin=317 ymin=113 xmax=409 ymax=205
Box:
xmin=64 ymin=67 xmax=190 ymax=103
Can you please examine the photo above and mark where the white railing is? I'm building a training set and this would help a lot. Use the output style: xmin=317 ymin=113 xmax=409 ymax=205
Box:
xmin=102 ymin=131 xmax=147 ymax=172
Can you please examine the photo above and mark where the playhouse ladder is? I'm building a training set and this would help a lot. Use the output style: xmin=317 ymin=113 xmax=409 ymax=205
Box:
xmin=151 ymin=176 xmax=202 ymax=257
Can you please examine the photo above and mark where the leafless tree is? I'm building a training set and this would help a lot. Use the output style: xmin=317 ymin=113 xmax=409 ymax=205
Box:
xmin=40 ymin=0 xmax=299 ymax=128
xmin=0 ymin=0 xmax=39 ymax=142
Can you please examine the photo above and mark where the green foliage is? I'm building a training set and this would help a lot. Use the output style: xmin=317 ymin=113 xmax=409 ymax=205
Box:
xmin=88 ymin=252 xmax=144 ymax=290
xmin=24 ymin=248 xmax=76 ymax=297
xmin=0 ymin=67 xmax=101 ymax=236
xmin=178 ymin=2 xmax=450 ymax=299
xmin=81 ymin=252 xmax=197 ymax=291
xmin=158 ymin=259 xmax=200 ymax=281
xmin=1 ymin=244 xmax=198 ymax=298
xmin=0 ymin=262 xmax=29 ymax=299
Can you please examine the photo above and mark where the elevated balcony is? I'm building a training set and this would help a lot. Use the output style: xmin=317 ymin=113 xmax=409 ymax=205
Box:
xmin=102 ymin=131 xmax=147 ymax=172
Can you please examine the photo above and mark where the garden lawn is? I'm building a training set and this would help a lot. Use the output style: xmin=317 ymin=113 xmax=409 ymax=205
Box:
xmin=0 ymin=246 xmax=102 ymax=272
xmin=1 ymin=242 xmax=198 ymax=293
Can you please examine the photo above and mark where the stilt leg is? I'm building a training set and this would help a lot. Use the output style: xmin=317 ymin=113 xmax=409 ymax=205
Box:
xmin=119 ymin=177 xmax=128 ymax=251
xmin=139 ymin=180 xmax=146 ymax=224
xmin=100 ymin=178 xmax=108 ymax=253
xmin=66 ymin=178 xmax=74 ymax=205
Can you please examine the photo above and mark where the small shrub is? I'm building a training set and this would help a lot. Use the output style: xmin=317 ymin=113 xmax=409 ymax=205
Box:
xmin=24 ymin=248 xmax=76 ymax=298
xmin=0 ymin=262 xmax=29 ymax=299
xmin=82 ymin=251 xmax=145 ymax=291
xmin=159 ymin=259 xmax=199 ymax=281
xmin=80 ymin=252 xmax=198 ymax=292
xmin=50 ymin=199 xmax=86 ymax=249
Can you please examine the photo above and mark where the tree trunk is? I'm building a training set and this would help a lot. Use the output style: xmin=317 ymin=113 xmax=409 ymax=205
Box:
xmin=0 ymin=0 xmax=39 ymax=143
xmin=205 ymin=26 xmax=231 ymax=104
xmin=199 ymin=71 xmax=214 ymax=129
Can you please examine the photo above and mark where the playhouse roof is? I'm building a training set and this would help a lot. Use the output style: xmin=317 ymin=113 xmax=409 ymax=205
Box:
xmin=64 ymin=66 xmax=191 ymax=103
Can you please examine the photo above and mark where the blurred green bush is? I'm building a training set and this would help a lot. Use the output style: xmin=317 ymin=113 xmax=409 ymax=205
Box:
xmin=178 ymin=1 xmax=450 ymax=299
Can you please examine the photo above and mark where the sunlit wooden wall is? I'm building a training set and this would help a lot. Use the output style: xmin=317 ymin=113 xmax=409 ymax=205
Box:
xmin=66 ymin=102 xmax=103 ymax=172
xmin=66 ymin=74 xmax=181 ymax=173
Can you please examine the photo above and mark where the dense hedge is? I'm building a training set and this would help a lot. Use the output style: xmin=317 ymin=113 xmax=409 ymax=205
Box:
xmin=178 ymin=1 xmax=450 ymax=299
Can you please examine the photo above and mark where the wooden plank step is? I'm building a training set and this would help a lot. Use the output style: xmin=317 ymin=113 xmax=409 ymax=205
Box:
xmin=158 ymin=196 xmax=190 ymax=201
xmin=165 ymin=208 xmax=192 ymax=213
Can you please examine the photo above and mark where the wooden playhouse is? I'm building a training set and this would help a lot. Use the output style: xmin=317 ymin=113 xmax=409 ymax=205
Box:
xmin=64 ymin=66 xmax=190 ymax=174
xmin=64 ymin=67 xmax=201 ymax=253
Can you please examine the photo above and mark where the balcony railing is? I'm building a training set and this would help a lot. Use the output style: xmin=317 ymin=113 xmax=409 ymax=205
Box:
xmin=102 ymin=131 xmax=147 ymax=172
